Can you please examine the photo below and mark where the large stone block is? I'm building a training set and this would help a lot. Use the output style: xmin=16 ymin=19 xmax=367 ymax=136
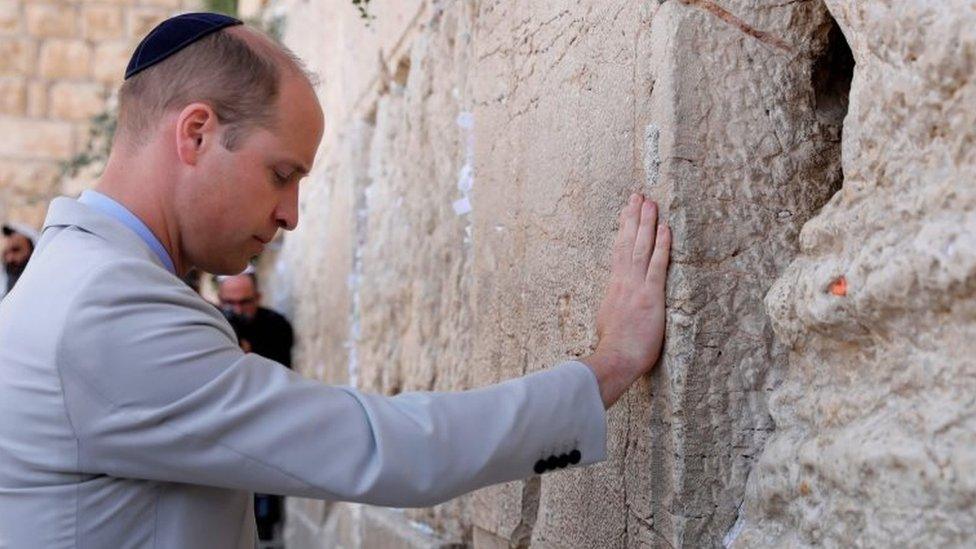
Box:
xmin=0 ymin=159 xmax=60 ymax=194
xmin=92 ymin=40 xmax=132 ymax=85
xmin=38 ymin=39 xmax=91 ymax=79
xmin=48 ymin=81 xmax=106 ymax=120
xmin=0 ymin=38 xmax=36 ymax=76
xmin=0 ymin=0 xmax=20 ymax=36
xmin=127 ymin=7 xmax=172 ymax=40
xmin=82 ymin=5 xmax=124 ymax=41
xmin=26 ymin=80 xmax=46 ymax=117
xmin=25 ymin=3 xmax=76 ymax=38
xmin=139 ymin=0 xmax=183 ymax=8
xmin=0 ymin=116 xmax=73 ymax=159
xmin=0 ymin=76 xmax=26 ymax=115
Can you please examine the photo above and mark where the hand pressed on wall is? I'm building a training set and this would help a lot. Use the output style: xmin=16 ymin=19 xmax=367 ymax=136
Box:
xmin=582 ymin=193 xmax=671 ymax=409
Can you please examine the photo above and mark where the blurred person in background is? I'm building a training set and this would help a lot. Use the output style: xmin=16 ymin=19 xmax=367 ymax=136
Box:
xmin=219 ymin=269 xmax=293 ymax=368
xmin=1 ymin=223 xmax=38 ymax=300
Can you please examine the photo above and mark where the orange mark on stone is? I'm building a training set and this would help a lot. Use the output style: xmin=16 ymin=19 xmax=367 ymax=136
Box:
xmin=679 ymin=0 xmax=793 ymax=53
xmin=828 ymin=276 xmax=847 ymax=296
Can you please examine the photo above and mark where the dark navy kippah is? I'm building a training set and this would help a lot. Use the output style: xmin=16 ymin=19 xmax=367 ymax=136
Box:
xmin=125 ymin=12 xmax=243 ymax=80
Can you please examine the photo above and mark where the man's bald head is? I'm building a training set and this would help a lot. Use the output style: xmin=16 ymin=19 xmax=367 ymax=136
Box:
xmin=117 ymin=25 xmax=313 ymax=151
xmin=218 ymin=273 xmax=260 ymax=319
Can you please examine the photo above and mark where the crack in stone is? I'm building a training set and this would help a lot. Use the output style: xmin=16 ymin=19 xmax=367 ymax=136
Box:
xmin=679 ymin=0 xmax=793 ymax=53
xmin=629 ymin=508 xmax=675 ymax=549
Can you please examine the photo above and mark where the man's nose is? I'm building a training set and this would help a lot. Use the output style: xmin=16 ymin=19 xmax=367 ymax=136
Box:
xmin=275 ymin=183 xmax=300 ymax=231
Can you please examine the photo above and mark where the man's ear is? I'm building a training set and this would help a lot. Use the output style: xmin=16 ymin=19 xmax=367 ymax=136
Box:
xmin=175 ymin=102 xmax=219 ymax=166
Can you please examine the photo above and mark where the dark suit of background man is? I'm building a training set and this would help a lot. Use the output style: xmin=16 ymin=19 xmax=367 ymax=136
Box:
xmin=218 ymin=271 xmax=294 ymax=541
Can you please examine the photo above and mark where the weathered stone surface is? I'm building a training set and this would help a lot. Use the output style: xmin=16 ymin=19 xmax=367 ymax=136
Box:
xmin=0 ymin=0 xmax=20 ymax=36
xmin=26 ymin=80 xmax=47 ymax=117
xmin=48 ymin=81 xmax=105 ymax=120
xmin=0 ymin=159 xmax=60 ymax=194
xmin=0 ymin=38 xmax=35 ymax=76
xmin=0 ymin=117 xmax=73 ymax=159
xmin=127 ymin=6 xmax=172 ymax=39
xmin=731 ymin=2 xmax=976 ymax=547
xmin=0 ymin=76 xmax=26 ymax=115
xmin=92 ymin=40 xmax=132 ymax=84
xmin=82 ymin=5 xmax=124 ymax=40
xmin=140 ymin=0 xmax=183 ymax=9
xmin=25 ymin=3 xmax=76 ymax=38
xmin=38 ymin=39 xmax=91 ymax=79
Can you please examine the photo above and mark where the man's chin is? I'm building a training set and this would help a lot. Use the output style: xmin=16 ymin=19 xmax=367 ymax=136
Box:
xmin=199 ymin=257 xmax=252 ymax=276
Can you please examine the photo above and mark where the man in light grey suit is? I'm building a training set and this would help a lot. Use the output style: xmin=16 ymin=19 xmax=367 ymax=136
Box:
xmin=0 ymin=13 xmax=672 ymax=549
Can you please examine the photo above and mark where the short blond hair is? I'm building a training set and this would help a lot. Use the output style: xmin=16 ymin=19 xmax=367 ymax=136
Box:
xmin=116 ymin=26 xmax=311 ymax=151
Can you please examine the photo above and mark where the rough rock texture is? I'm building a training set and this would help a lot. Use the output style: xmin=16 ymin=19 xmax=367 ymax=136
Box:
xmin=732 ymin=2 xmax=976 ymax=547
xmin=271 ymin=0 xmax=973 ymax=547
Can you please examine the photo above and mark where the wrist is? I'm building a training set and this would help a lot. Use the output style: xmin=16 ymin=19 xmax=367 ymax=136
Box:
xmin=580 ymin=349 xmax=633 ymax=409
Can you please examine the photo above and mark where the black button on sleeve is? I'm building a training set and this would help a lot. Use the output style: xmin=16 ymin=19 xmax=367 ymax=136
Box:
xmin=568 ymin=449 xmax=581 ymax=464
xmin=546 ymin=455 xmax=559 ymax=470
xmin=534 ymin=459 xmax=547 ymax=474
xmin=557 ymin=453 xmax=570 ymax=468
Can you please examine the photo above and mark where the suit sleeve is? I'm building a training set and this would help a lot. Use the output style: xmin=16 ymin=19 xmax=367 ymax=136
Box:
xmin=58 ymin=259 xmax=607 ymax=507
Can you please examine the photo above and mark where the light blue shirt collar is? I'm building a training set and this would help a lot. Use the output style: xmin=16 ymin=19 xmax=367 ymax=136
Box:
xmin=78 ymin=190 xmax=177 ymax=275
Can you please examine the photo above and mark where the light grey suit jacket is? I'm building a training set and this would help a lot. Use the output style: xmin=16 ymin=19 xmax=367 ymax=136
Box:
xmin=0 ymin=197 xmax=607 ymax=548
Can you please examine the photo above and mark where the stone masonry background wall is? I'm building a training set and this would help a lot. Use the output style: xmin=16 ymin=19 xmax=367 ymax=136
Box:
xmin=263 ymin=0 xmax=974 ymax=547
xmin=0 ymin=0 xmax=199 ymax=229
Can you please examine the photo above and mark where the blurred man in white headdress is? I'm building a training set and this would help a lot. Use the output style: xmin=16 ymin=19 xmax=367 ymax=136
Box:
xmin=1 ymin=222 xmax=39 ymax=301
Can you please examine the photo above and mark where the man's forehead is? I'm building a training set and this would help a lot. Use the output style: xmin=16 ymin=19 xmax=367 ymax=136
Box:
xmin=270 ymin=75 xmax=324 ymax=167
xmin=219 ymin=275 xmax=256 ymax=294
xmin=4 ymin=233 xmax=29 ymax=246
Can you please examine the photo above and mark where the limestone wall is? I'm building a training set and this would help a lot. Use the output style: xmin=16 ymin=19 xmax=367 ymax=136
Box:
xmin=268 ymin=0 xmax=973 ymax=547
xmin=733 ymin=2 xmax=976 ymax=546
xmin=0 ymin=0 xmax=198 ymax=228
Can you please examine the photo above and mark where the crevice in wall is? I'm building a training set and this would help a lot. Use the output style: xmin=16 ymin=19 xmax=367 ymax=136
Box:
xmin=722 ymin=6 xmax=854 ymax=548
xmin=812 ymin=19 xmax=854 ymax=127
xmin=346 ymin=118 xmax=377 ymax=389
xmin=393 ymin=56 xmax=412 ymax=88
xmin=509 ymin=476 xmax=541 ymax=548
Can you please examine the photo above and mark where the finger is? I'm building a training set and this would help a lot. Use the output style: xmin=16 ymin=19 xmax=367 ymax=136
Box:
xmin=646 ymin=223 xmax=671 ymax=287
xmin=612 ymin=194 xmax=642 ymax=269
xmin=632 ymin=200 xmax=658 ymax=272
